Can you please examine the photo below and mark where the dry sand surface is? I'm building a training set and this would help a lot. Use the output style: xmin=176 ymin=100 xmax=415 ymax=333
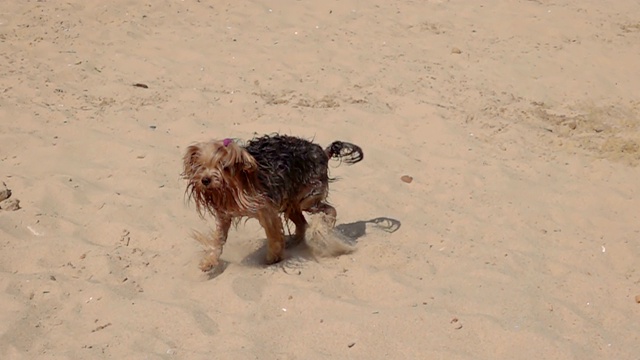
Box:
xmin=1 ymin=0 xmax=640 ymax=359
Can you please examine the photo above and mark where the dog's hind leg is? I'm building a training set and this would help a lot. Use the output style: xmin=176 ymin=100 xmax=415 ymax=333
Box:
xmin=258 ymin=207 xmax=285 ymax=264
xmin=300 ymin=195 xmax=337 ymax=228
xmin=299 ymin=182 xmax=337 ymax=227
xmin=286 ymin=208 xmax=308 ymax=246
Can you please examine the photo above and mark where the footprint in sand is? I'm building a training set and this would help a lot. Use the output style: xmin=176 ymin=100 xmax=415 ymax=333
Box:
xmin=231 ymin=276 xmax=265 ymax=302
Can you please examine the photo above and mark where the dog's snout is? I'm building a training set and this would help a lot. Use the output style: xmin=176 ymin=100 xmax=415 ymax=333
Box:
xmin=201 ymin=177 xmax=212 ymax=186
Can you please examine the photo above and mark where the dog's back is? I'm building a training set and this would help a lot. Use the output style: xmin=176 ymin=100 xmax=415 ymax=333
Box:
xmin=245 ymin=134 xmax=362 ymax=207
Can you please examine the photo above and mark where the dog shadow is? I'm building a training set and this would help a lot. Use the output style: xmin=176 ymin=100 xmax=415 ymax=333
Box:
xmin=334 ymin=217 xmax=401 ymax=243
xmin=237 ymin=216 xmax=401 ymax=270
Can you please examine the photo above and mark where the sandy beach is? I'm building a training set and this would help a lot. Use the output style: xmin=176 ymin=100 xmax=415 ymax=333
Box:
xmin=1 ymin=0 xmax=639 ymax=359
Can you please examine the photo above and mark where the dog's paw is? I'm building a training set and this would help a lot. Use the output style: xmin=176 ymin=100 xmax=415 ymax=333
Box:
xmin=199 ymin=251 xmax=221 ymax=272
xmin=265 ymin=252 xmax=284 ymax=265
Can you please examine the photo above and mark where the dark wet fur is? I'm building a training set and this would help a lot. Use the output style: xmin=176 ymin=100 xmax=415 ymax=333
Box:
xmin=245 ymin=134 xmax=363 ymax=210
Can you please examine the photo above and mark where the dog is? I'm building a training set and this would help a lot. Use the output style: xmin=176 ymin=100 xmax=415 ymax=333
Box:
xmin=182 ymin=134 xmax=363 ymax=271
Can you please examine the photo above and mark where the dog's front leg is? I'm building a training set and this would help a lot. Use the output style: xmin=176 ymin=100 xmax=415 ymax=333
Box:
xmin=215 ymin=215 xmax=232 ymax=247
xmin=287 ymin=209 xmax=308 ymax=246
xmin=198 ymin=215 xmax=232 ymax=272
xmin=258 ymin=208 xmax=285 ymax=264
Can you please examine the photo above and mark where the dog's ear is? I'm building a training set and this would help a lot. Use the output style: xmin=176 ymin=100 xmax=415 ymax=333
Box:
xmin=239 ymin=149 xmax=258 ymax=173
xmin=182 ymin=144 xmax=202 ymax=177
xmin=223 ymin=142 xmax=257 ymax=173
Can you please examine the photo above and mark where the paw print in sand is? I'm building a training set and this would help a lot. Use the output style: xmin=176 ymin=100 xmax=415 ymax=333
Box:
xmin=0 ymin=182 xmax=21 ymax=211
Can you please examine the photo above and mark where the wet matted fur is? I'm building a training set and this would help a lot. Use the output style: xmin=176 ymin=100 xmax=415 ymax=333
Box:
xmin=182 ymin=134 xmax=363 ymax=271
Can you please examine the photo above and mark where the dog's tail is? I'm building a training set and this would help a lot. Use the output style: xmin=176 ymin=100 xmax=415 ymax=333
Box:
xmin=325 ymin=141 xmax=364 ymax=165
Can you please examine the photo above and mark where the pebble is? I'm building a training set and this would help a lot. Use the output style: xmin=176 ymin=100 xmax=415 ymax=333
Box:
xmin=401 ymin=175 xmax=413 ymax=183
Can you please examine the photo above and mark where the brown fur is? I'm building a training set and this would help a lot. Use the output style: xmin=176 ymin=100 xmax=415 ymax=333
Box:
xmin=183 ymin=141 xmax=264 ymax=217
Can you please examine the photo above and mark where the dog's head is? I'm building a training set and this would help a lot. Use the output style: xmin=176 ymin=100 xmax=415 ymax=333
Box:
xmin=182 ymin=139 xmax=262 ymax=216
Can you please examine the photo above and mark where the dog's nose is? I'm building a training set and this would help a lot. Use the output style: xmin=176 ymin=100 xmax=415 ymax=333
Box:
xmin=201 ymin=177 xmax=212 ymax=186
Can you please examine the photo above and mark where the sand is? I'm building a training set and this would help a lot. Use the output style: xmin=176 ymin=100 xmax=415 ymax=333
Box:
xmin=1 ymin=0 xmax=639 ymax=359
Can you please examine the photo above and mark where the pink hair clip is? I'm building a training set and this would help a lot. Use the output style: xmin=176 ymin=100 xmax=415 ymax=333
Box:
xmin=223 ymin=138 xmax=233 ymax=147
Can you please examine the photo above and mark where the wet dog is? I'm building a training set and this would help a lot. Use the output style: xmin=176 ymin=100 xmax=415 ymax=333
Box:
xmin=182 ymin=134 xmax=363 ymax=271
